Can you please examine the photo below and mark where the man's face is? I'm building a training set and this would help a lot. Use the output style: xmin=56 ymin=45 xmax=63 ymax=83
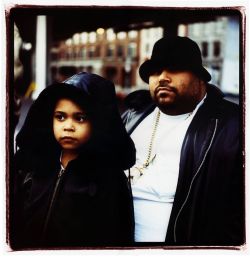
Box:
xmin=53 ymin=98 xmax=92 ymax=151
xmin=148 ymin=68 xmax=205 ymax=114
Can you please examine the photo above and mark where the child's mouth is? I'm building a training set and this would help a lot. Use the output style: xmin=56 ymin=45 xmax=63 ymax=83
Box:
xmin=60 ymin=136 xmax=76 ymax=142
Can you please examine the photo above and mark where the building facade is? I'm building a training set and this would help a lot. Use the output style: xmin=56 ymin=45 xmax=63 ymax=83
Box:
xmin=49 ymin=16 xmax=239 ymax=96
xmin=49 ymin=27 xmax=164 ymax=93
xmin=179 ymin=16 xmax=240 ymax=95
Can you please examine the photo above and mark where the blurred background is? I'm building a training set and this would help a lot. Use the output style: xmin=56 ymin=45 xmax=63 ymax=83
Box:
xmin=11 ymin=6 xmax=242 ymax=135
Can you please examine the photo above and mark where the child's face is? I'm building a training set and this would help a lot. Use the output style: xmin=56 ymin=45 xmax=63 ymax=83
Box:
xmin=53 ymin=98 xmax=92 ymax=151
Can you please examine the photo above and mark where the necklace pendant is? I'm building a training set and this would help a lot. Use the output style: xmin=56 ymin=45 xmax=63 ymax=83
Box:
xmin=129 ymin=167 xmax=144 ymax=184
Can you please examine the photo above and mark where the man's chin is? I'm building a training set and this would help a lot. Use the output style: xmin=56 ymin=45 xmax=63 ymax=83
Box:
xmin=155 ymin=96 xmax=174 ymax=107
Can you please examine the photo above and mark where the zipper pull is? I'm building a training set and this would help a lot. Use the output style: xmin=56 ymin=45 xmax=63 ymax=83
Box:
xmin=58 ymin=168 xmax=65 ymax=178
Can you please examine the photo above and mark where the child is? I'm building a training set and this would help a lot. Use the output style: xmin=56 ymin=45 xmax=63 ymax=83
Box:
xmin=10 ymin=72 xmax=135 ymax=249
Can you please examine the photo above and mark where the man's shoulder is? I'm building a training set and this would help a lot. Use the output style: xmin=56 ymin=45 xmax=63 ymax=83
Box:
xmin=206 ymin=84 xmax=239 ymax=115
xmin=217 ymin=97 xmax=239 ymax=119
xmin=124 ymin=89 xmax=153 ymax=111
xmin=122 ymin=90 xmax=155 ymax=131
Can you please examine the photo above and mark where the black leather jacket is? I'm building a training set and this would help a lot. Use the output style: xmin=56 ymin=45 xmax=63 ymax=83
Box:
xmin=11 ymin=151 xmax=134 ymax=249
xmin=122 ymin=84 xmax=244 ymax=246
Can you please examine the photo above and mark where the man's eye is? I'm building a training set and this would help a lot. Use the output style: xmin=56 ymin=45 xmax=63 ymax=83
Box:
xmin=157 ymin=68 xmax=165 ymax=74
xmin=150 ymin=69 xmax=163 ymax=76
xmin=55 ymin=114 xmax=65 ymax=121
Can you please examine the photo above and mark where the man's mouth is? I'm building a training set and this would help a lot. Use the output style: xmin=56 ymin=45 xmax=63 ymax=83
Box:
xmin=156 ymin=86 xmax=175 ymax=94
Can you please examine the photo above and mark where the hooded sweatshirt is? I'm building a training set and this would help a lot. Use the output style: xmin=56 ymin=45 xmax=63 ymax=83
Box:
xmin=9 ymin=72 xmax=135 ymax=249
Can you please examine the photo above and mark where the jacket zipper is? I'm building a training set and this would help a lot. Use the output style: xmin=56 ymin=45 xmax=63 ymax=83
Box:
xmin=173 ymin=118 xmax=218 ymax=243
xmin=41 ymin=167 xmax=65 ymax=242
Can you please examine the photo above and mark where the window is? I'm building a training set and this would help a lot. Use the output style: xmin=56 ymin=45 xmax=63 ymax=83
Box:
xmin=127 ymin=42 xmax=137 ymax=58
xmin=95 ymin=46 xmax=101 ymax=57
xmin=106 ymin=45 xmax=115 ymax=57
xmin=80 ymin=32 xmax=88 ymax=44
xmin=213 ymin=41 xmax=221 ymax=57
xmin=66 ymin=48 xmax=73 ymax=59
xmin=81 ymin=47 xmax=87 ymax=58
xmin=107 ymin=29 xmax=116 ymax=41
xmin=89 ymin=32 xmax=96 ymax=43
xmin=145 ymin=43 xmax=150 ymax=53
xmin=117 ymin=32 xmax=127 ymax=40
xmin=117 ymin=45 xmax=124 ymax=57
xmin=128 ymin=30 xmax=138 ymax=39
xmin=73 ymin=47 xmax=80 ymax=59
xmin=88 ymin=46 xmax=95 ymax=58
xmin=201 ymin=42 xmax=208 ymax=58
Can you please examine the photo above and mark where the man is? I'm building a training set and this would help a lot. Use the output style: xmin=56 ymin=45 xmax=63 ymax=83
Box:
xmin=122 ymin=36 xmax=244 ymax=246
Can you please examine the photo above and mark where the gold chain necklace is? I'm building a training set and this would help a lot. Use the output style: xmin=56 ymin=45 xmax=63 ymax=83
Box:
xmin=143 ymin=109 xmax=161 ymax=168
xmin=129 ymin=109 xmax=193 ymax=184
xmin=129 ymin=110 xmax=161 ymax=184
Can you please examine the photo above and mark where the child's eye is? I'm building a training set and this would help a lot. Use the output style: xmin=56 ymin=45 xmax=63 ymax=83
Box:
xmin=75 ymin=114 xmax=87 ymax=122
xmin=54 ymin=114 xmax=65 ymax=121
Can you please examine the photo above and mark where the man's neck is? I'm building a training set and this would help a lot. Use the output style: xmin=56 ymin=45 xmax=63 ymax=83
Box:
xmin=158 ymin=101 xmax=198 ymax=116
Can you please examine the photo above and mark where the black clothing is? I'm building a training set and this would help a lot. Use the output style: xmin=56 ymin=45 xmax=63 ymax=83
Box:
xmin=12 ymin=151 xmax=134 ymax=249
xmin=122 ymin=84 xmax=244 ymax=246
xmin=139 ymin=36 xmax=211 ymax=83
xmin=10 ymin=73 xmax=135 ymax=249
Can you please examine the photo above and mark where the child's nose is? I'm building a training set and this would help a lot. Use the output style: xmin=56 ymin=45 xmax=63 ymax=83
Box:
xmin=63 ymin=120 xmax=75 ymax=131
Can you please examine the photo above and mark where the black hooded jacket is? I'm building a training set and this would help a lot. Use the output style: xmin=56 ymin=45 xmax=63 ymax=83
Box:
xmin=122 ymin=84 xmax=244 ymax=246
xmin=9 ymin=73 xmax=135 ymax=249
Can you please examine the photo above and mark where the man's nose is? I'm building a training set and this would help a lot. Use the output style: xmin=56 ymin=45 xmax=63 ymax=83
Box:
xmin=159 ymin=71 xmax=171 ymax=84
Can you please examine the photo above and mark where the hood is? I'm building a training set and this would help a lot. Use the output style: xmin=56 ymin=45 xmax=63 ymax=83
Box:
xmin=16 ymin=72 xmax=135 ymax=170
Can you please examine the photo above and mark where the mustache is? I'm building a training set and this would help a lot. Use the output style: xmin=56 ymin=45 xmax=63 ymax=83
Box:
xmin=154 ymin=82 xmax=177 ymax=94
